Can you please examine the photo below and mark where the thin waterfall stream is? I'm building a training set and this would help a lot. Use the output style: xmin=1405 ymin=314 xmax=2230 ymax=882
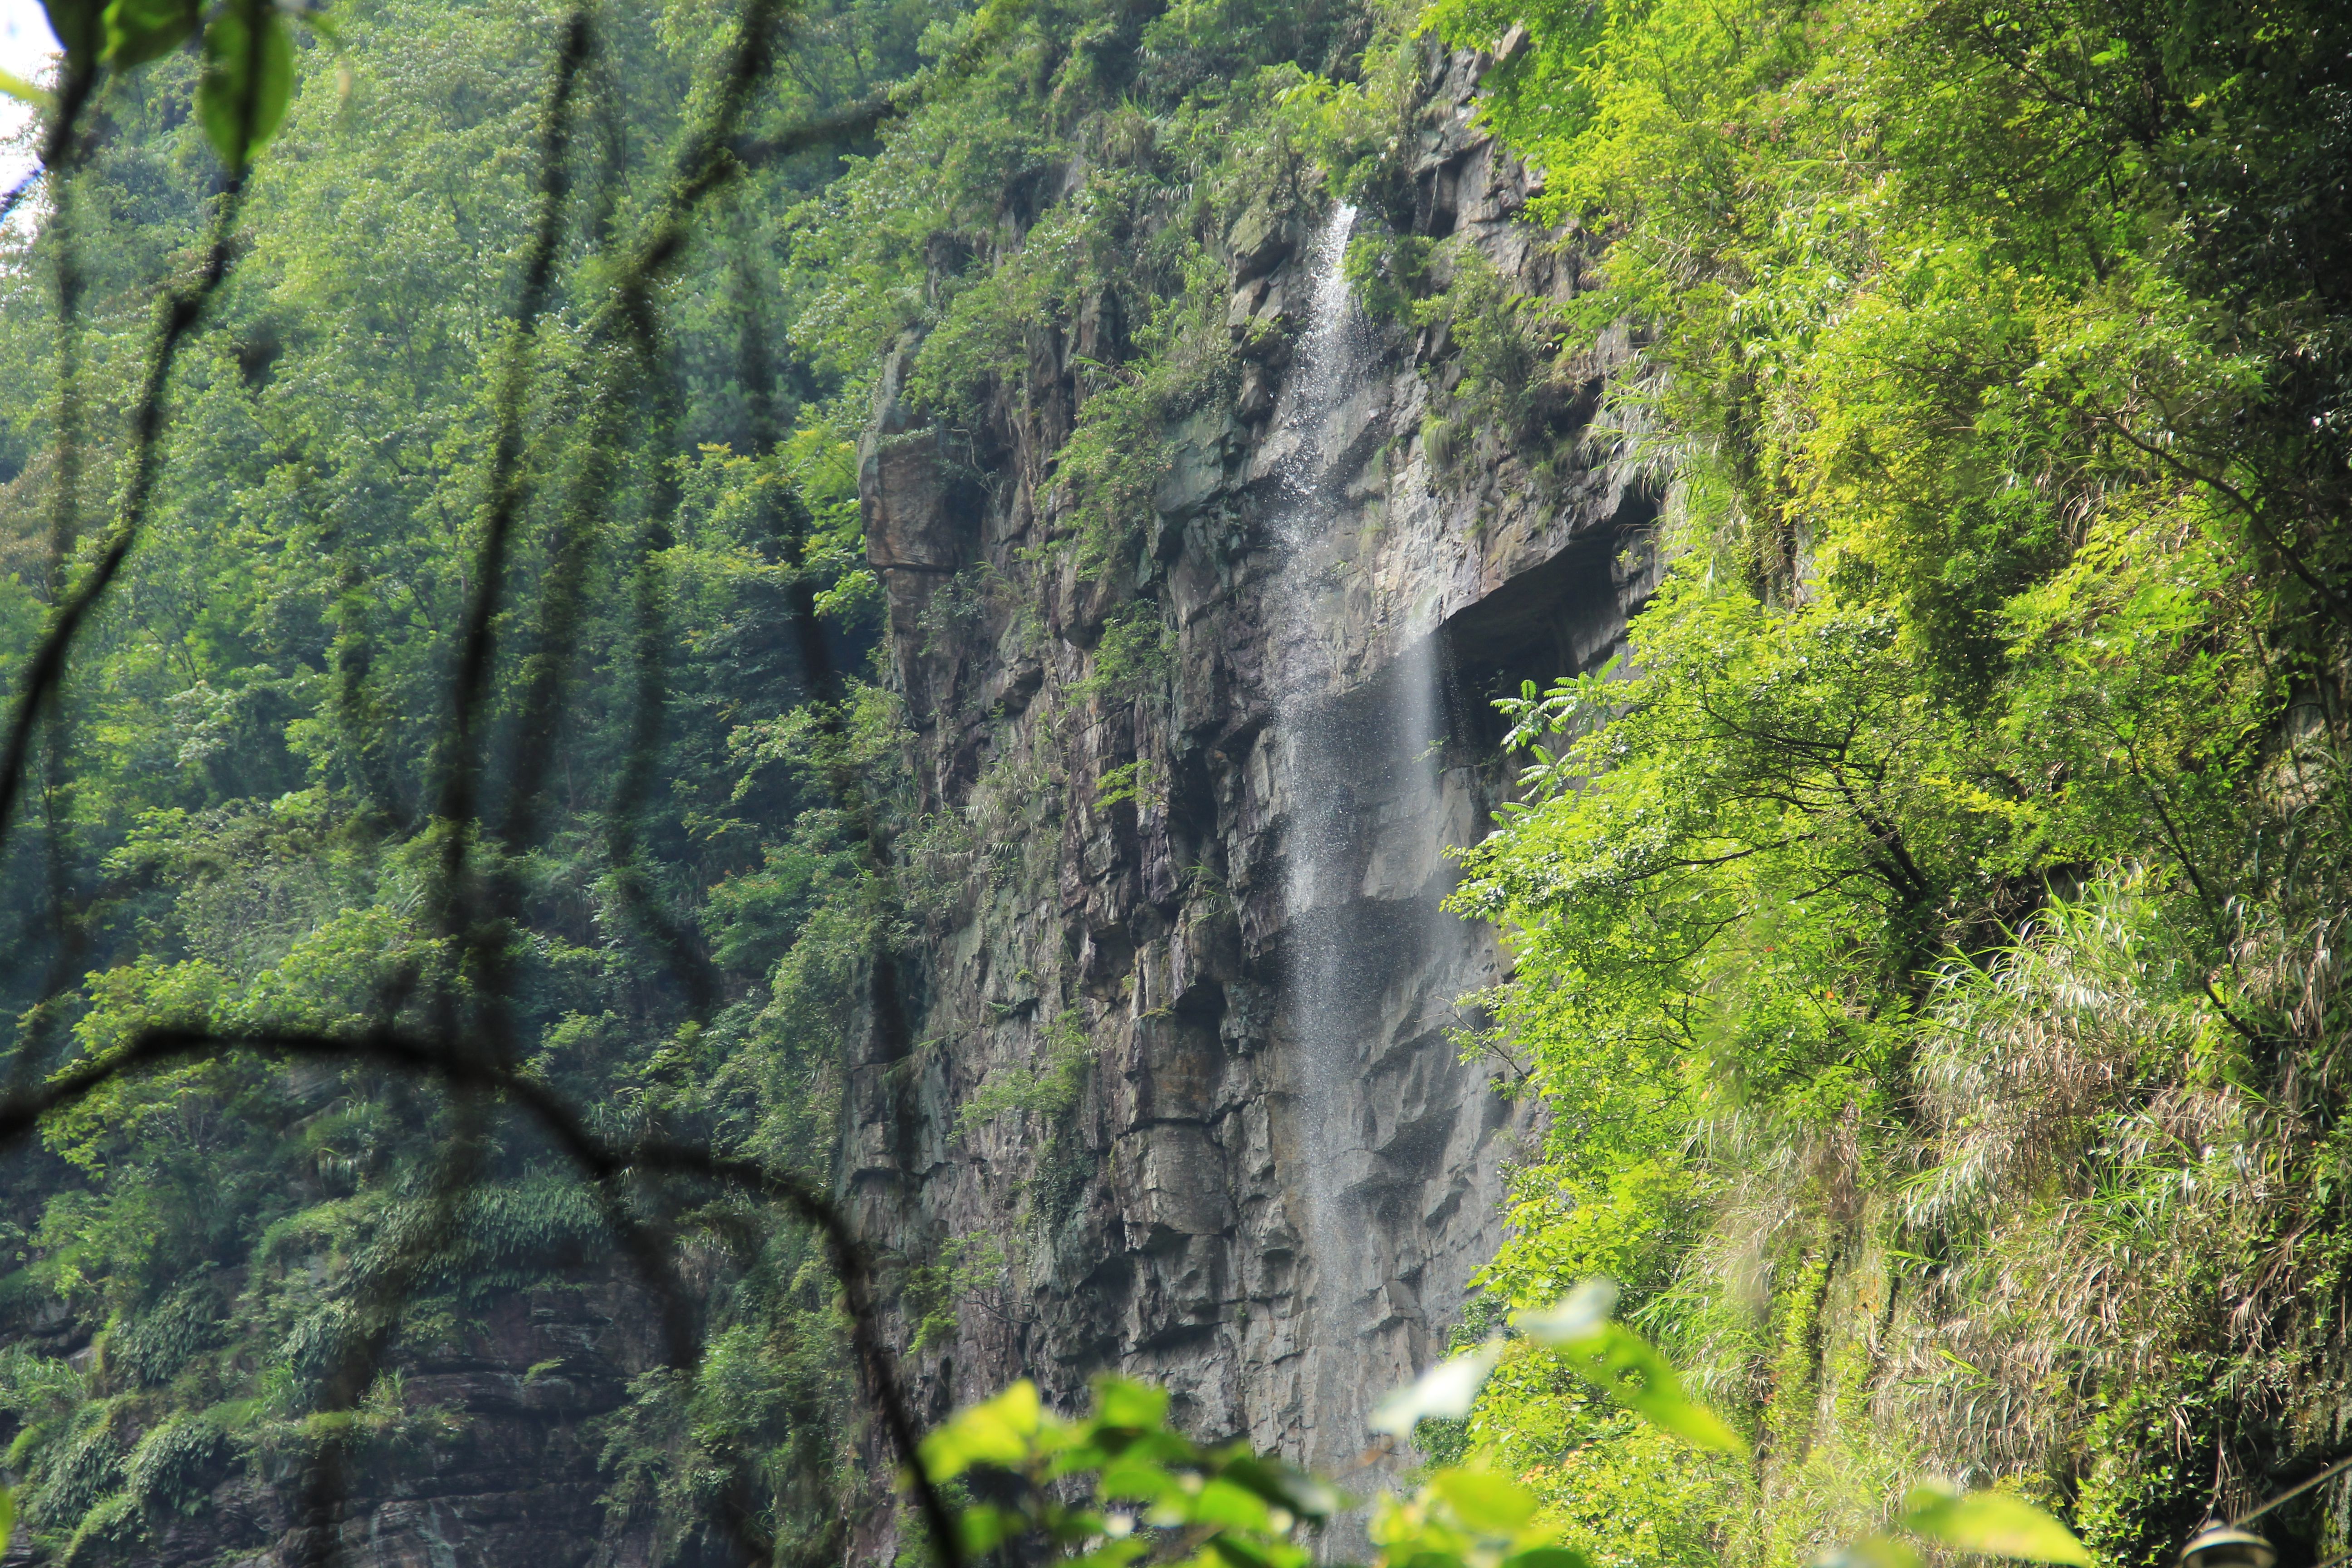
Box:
xmin=1264 ymin=202 xmax=1453 ymax=1463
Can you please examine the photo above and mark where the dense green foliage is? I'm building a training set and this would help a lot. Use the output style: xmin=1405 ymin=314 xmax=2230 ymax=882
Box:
xmin=1414 ymin=0 xmax=2352 ymax=1561
xmin=0 ymin=1 xmax=939 ymax=1559
xmin=916 ymin=1294 xmax=2087 ymax=1568
xmin=0 ymin=0 xmax=2344 ymax=1560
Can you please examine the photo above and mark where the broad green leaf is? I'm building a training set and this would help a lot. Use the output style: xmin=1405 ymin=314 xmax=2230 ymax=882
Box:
xmin=196 ymin=2 xmax=293 ymax=168
xmin=1098 ymin=1458 xmax=1176 ymax=1501
xmin=957 ymin=1504 xmax=1019 ymax=1554
xmin=1579 ymin=1324 xmax=1747 ymax=1457
xmin=1369 ymin=1340 xmax=1503 ymax=1435
xmin=1901 ymin=1484 xmax=2093 ymax=1565
xmin=0 ymin=1487 xmax=14 ymax=1562
xmin=918 ymin=1379 xmax=1044 ymax=1479
xmin=1095 ymin=1376 xmax=1170 ymax=1431
xmin=1503 ymin=1549 xmax=1594 ymax=1568
xmin=1206 ymin=1536 xmax=1276 ymax=1568
xmin=1190 ymin=1477 xmax=1275 ymax=1532
xmin=0 ymin=70 xmax=52 ymax=110
xmin=1217 ymin=1454 xmax=1343 ymax=1521
xmin=102 ymin=0 xmax=199 ymax=67
xmin=1517 ymin=1284 xmax=1748 ymax=1459
xmin=1432 ymin=1469 xmax=1540 ymax=1535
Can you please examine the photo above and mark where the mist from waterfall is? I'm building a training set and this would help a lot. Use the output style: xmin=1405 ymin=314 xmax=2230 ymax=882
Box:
xmin=1264 ymin=202 xmax=1451 ymax=1455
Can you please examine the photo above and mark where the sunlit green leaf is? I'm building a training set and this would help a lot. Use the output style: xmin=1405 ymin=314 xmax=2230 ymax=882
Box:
xmin=1516 ymin=1283 xmax=1749 ymax=1459
xmin=1901 ymin=1484 xmax=2093 ymax=1565
xmin=1095 ymin=1376 xmax=1170 ymax=1431
xmin=918 ymin=1379 xmax=1044 ymax=1479
xmin=1206 ymin=1534 xmax=1277 ymax=1568
xmin=0 ymin=70 xmax=53 ymax=109
xmin=1432 ymin=1469 xmax=1540 ymax=1536
xmin=1099 ymin=1458 xmax=1176 ymax=1501
xmin=1191 ymin=1477 xmax=1276 ymax=1532
xmin=1504 ymin=1548 xmax=1594 ymax=1568
xmin=1217 ymin=1454 xmax=1343 ymax=1521
xmin=957 ymin=1503 xmax=1019 ymax=1554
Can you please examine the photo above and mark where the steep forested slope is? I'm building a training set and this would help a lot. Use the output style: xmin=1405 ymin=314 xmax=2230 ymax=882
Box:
xmin=1416 ymin=0 xmax=2352 ymax=1565
xmin=0 ymin=2 xmax=932 ymax=1561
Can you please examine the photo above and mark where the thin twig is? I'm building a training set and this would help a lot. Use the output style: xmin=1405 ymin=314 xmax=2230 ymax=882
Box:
xmin=0 ymin=168 xmax=254 ymax=853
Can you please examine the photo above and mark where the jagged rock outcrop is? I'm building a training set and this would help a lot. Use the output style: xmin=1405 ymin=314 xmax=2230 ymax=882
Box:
xmin=847 ymin=39 xmax=1659 ymax=1553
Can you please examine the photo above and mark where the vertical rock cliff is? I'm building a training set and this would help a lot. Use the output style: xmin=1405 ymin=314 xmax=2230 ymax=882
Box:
xmin=850 ymin=39 xmax=1659 ymax=1532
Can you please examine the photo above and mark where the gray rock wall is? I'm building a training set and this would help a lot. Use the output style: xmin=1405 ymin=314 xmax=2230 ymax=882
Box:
xmin=849 ymin=40 xmax=1658 ymax=1552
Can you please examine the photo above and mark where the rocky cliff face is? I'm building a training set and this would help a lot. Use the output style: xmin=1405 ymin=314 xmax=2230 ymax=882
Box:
xmin=850 ymin=39 xmax=1658 ymax=1544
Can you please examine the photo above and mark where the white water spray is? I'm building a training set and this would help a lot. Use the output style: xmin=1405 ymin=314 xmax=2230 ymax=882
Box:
xmin=1263 ymin=204 xmax=1452 ymax=1459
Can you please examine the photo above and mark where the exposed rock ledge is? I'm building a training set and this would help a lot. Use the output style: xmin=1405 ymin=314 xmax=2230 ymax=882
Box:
xmin=847 ymin=39 xmax=1660 ymax=1560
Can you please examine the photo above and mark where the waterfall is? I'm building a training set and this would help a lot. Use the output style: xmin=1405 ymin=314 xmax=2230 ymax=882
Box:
xmin=1263 ymin=203 xmax=1453 ymax=1464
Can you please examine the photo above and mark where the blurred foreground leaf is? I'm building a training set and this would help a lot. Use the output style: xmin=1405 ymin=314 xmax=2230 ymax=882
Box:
xmin=1900 ymin=1483 xmax=2093 ymax=1565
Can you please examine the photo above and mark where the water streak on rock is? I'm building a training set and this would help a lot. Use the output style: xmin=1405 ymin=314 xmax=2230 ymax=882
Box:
xmin=1263 ymin=203 xmax=1453 ymax=1456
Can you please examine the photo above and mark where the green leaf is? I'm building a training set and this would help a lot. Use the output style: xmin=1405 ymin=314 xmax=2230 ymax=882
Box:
xmin=1207 ymin=1536 xmax=1277 ymax=1568
xmin=1216 ymin=1455 xmax=1343 ymax=1522
xmin=1503 ymin=1549 xmax=1593 ymax=1568
xmin=1097 ymin=1458 xmax=1176 ymax=1501
xmin=102 ymin=0 xmax=199 ymax=67
xmin=196 ymin=1 xmax=294 ymax=168
xmin=1190 ymin=1478 xmax=1276 ymax=1533
xmin=1431 ymin=1469 xmax=1540 ymax=1536
xmin=1900 ymin=1484 xmax=2093 ymax=1566
xmin=1094 ymin=1376 xmax=1171 ymax=1432
xmin=1517 ymin=1284 xmax=1748 ymax=1459
xmin=958 ymin=1504 xmax=1020 ymax=1554
xmin=1368 ymin=1340 xmax=1503 ymax=1435
xmin=0 ymin=1486 xmax=14 ymax=1561
xmin=0 ymin=70 xmax=53 ymax=110
xmin=918 ymin=1380 xmax=1044 ymax=1480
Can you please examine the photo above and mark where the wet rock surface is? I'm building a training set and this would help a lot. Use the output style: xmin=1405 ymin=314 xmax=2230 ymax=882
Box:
xmin=849 ymin=39 xmax=1657 ymax=1555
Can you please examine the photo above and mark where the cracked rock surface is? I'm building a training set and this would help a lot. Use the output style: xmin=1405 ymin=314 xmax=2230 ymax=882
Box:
xmin=848 ymin=40 xmax=1657 ymax=1559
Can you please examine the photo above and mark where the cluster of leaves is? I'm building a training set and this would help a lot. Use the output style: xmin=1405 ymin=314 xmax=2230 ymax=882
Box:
xmin=920 ymin=1286 xmax=2092 ymax=1568
xmin=922 ymin=1377 xmax=1343 ymax=1568
xmin=1412 ymin=0 xmax=2352 ymax=1556
xmin=0 ymin=0 xmax=959 ymax=1560
xmin=14 ymin=0 xmax=324 ymax=169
